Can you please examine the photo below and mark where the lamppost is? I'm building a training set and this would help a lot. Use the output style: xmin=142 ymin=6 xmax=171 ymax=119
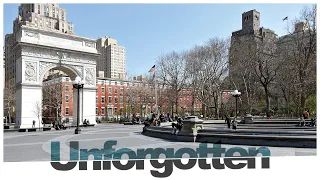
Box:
xmin=72 ymin=76 xmax=84 ymax=134
xmin=231 ymin=90 xmax=241 ymax=120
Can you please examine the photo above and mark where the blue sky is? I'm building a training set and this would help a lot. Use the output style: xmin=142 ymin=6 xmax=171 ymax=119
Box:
xmin=3 ymin=3 xmax=313 ymax=76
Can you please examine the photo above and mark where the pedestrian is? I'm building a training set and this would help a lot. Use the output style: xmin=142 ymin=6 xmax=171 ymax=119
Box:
xmin=32 ymin=120 xmax=36 ymax=128
xmin=304 ymin=110 xmax=310 ymax=119
xmin=300 ymin=116 xmax=305 ymax=127
xmin=225 ymin=115 xmax=231 ymax=129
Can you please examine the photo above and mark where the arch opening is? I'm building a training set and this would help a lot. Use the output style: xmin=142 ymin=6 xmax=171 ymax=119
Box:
xmin=41 ymin=65 xmax=81 ymax=125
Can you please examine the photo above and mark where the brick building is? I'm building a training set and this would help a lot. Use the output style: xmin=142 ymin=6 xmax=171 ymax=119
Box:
xmin=42 ymin=76 xmax=73 ymax=123
xmin=43 ymin=76 xmax=203 ymax=122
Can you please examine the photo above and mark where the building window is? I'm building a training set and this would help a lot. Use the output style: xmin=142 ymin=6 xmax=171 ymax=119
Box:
xmin=102 ymin=97 xmax=105 ymax=104
xmin=96 ymin=97 xmax=98 ymax=104
xmin=65 ymin=107 xmax=69 ymax=115
xmin=38 ymin=4 xmax=40 ymax=14
xmin=115 ymin=97 xmax=118 ymax=104
xmin=108 ymin=96 xmax=112 ymax=104
xmin=120 ymin=88 xmax=123 ymax=95
xmin=108 ymin=87 xmax=112 ymax=94
xmin=96 ymin=108 xmax=98 ymax=115
xmin=66 ymin=95 xmax=69 ymax=103
xmin=102 ymin=87 xmax=105 ymax=94
xmin=101 ymin=108 xmax=105 ymax=115
xmin=96 ymin=88 xmax=98 ymax=93
xmin=115 ymin=88 xmax=118 ymax=94
xmin=120 ymin=96 xmax=123 ymax=104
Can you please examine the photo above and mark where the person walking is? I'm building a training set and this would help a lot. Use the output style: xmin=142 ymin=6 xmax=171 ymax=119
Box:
xmin=225 ymin=115 xmax=231 ymax=129
xmin=300 ymin=116 xmax=305 ymax=127
xmin=32 ymin=120 xmax=36 ymax=128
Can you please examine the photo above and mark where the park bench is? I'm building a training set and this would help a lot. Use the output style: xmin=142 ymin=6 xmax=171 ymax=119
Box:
xmin=18 ymin=128 xmax=37 ymax=132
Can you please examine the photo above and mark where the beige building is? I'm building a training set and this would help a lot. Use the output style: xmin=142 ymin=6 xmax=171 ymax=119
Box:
xmin=16 ymin=3 xmax=74 ymax=34
xmin=5 ymin=3 xmax=75 ymax=88
xmin=96 ymin=37 xmax=126 ymax=80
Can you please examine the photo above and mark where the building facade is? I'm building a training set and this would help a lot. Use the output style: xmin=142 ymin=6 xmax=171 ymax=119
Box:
xmin=43 ymin=76 xmax=203 ymax=122
xmin=96 ymin=37 xmax=126 ymax=80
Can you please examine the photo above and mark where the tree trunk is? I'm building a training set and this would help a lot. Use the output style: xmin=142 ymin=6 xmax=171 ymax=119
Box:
xmin=191 ymin=94 xmax=195 ymax=115
xmin=214 ymin=93 xmax=219 ymax=119
xmin=264 ymin=86 xmax=271 ymax=118
xmin=202 ymin=104 xmax=206 ymax=118
xmin=300 ymin=92 xmax=306 ymax=116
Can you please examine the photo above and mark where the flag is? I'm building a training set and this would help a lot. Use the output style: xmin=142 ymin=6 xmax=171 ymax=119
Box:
xmin=282 ymin=16 xmax=288 ymax=21
xmin=149 ymin=65 xmax=155 ymax=72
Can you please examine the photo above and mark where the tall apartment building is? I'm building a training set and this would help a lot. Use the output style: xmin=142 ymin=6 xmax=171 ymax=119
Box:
xmin=5 ymin=3 xmax=75 ymax=88
xmin=96 ymin=37 xmax=126 ymax=80
xmin=229 ymin=9 xmax=277 ymax=78
xmin=16 ymin=3 xmax=74 ymax=34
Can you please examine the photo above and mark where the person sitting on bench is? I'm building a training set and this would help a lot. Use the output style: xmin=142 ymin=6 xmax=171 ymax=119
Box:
xmin=172 ymin=117 xmax=183 ymax=135
xmin=83 ymin=119 xmax=89 ymax=126
xmin=232 ymin=119 xmax=238 ymax=130
xmin=299 ymin=116 xmax=305 ymax=127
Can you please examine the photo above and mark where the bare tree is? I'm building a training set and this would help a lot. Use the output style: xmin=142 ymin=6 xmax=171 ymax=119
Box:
xmin=156 ymin=51 xmax=189 ymax=117
xmin=251 ymin=36 xmax=281 ymax=117
xmin=42 ymin=74 xmax=72 ymax=122
xmin=33 ymin=101 xmax=42 ymax=130
xmin=186 ymin=37 xmax=229 ymax=118
xmin=3 ymin=78 xmax=16 ymax=124
xmin=278 ymin=5 xmax=317 ymax=115
xmin=229 ymin=35 xmax=261 ymax=115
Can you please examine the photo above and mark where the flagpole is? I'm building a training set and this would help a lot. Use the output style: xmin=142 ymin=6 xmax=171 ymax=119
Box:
xmin=154 ymin=70 xmax=158 ymax=117
xmin=287 ymin=17 xmax=289 ymax=32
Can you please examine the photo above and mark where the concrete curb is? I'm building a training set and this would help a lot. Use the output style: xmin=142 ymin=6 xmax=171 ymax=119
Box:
xmin=3 ymin=124 xmax=95 ymax=133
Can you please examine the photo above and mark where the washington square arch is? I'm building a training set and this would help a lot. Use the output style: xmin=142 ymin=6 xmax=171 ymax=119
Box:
xmin=12 ymin=25 xmax=98 ymax=129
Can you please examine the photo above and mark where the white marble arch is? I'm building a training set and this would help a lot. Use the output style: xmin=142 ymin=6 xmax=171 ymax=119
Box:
xmin=14 ymin=25 xmax=98 ymax=129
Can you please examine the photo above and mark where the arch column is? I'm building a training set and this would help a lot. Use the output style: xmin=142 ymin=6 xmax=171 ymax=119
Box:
xmin=15 ymin=58 xmax=43 ymax=129
xmin=71 ymin=67 xmax=97 ymax=126
xmin=15 ymin=84 xmax=43 ymax=129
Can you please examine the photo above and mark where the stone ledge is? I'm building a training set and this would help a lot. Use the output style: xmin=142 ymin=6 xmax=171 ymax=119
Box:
xmin=199 ymin=128 xmax=316 ymax=135
xmin=143 ymin=127 xmax=316 ymax=148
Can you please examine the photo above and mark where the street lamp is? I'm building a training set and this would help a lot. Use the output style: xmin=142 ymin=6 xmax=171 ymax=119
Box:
xmin=72 ymin=76 xmax=84 ymax=134
xmin=231 ymin=90 xmax=241 ymax=120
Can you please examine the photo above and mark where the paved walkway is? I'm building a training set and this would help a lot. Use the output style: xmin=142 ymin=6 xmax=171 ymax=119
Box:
xmin=3 ymin=124 xmax=316 ymax=162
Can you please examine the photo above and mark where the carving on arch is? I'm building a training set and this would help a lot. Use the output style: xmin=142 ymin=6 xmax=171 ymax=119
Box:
xmin=24 ymin=31 xmax=39 ymax=38
xmin=25 ymin=61 xmax=37 ymax=82
xmin=85 ymin=68 xmax=95 ymax=85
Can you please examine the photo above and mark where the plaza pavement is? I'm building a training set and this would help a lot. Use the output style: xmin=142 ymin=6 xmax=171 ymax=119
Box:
xmin=3 ymin=123 xmax=316 ymax=162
